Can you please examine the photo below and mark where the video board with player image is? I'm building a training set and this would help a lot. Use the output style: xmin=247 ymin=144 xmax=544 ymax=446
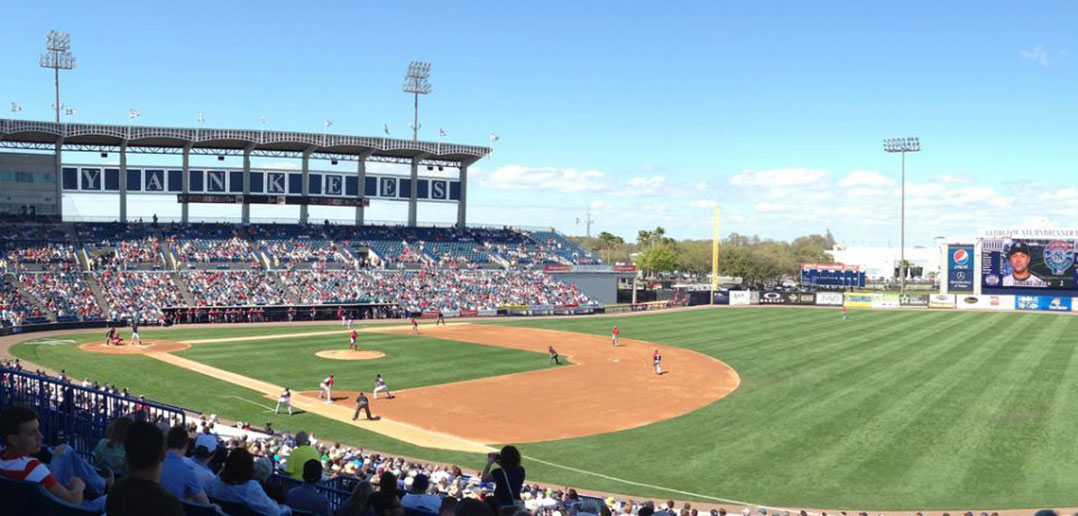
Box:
xmin=981 ymin=238 xmax=1078 ymax=294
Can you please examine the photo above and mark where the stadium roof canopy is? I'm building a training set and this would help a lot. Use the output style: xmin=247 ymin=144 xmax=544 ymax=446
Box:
xmin=0 ymin=119 xmax=490 ymax=166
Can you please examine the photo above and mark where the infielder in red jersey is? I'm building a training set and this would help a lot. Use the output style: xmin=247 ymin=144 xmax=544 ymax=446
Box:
xmin=411 ymin=317 xmax=419 ymax=335
xmin=612 ymin=326 xmax=620 ymax=347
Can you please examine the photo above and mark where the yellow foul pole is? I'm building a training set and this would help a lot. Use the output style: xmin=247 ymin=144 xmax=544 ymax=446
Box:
xmin=711 ymin=207 xmax=720 ymax=303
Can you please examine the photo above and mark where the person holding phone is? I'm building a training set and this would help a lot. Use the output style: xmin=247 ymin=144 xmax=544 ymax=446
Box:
xmin=481 ymin=445 xmax=525 ymax=509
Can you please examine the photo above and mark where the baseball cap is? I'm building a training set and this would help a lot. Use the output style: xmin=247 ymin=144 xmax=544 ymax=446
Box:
xmin=194 ymin=433 xmax=217 ymax=453
xmin=1008 ymin=241 xmax=1032 ymax=257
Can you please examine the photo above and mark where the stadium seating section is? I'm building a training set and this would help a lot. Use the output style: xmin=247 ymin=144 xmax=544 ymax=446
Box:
xmin=0 ymin=222 xmax=598 ymax=324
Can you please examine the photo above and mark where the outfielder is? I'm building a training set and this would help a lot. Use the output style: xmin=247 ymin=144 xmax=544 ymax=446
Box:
xmin=275 ymin=388 xmax=293 ymax=415
xmin=318 ymin=374 xmax=334 ymax=403
xmin=372 ymin=374 xmax=394 ymax=399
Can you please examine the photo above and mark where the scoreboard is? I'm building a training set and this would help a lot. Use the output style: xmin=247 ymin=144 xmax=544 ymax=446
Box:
xmin=800 ymin=263 xmax=865 ymax=288
xmin=178 ymin=194 xmax=369 ymax=207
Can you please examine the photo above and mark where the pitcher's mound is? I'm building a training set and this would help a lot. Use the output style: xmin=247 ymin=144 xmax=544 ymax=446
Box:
xmin=316 ymin=350 xmax=386 ymax=361
xmin=80 ymin=340 xmax=190 ymax=354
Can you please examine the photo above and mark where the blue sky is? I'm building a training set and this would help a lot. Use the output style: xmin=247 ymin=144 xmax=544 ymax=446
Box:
xmin=3 ymin=1 xmax=1077 ymax=245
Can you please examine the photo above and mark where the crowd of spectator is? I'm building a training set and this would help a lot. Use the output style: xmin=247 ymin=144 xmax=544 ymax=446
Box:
xmin=19 ymin=272 xmax=103 ymax=321
xmin=184 ymin=270 xmax=289 ymax=307
xmin=174 ymin=237 xmax=256 ymax=264
xmin=96 ymin=271 xmax=182 ymax=323
xmin=260 ymin=239 xmax=351 ymax=264
xmin=4 ymin=242 xmax=79 ymax=266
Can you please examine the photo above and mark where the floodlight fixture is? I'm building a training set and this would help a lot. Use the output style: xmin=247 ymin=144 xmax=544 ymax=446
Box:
xmin=403 ymin=60 xmax=432 ymax=141
xmin=40 ymin=30 xmax=76 ymax=123
xmin=882 ymin=136 xmax=923 ymax=293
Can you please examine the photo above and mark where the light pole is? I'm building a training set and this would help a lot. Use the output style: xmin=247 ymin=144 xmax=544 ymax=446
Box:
xmin=39 ymin=31 xmax=76 ymax=124
xmin=883 ymin=137 xmax=921 ymax=292
xmin=402 ymin=61 xmax=431 ymax=142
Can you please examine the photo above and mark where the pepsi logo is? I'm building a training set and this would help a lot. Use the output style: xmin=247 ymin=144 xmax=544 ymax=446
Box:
xmin=952 ymin=249 xmax=970 ymax=265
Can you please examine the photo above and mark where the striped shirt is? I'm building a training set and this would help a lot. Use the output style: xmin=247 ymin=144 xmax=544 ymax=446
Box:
xmin=0 ymin=449 xmax=58 ymax=488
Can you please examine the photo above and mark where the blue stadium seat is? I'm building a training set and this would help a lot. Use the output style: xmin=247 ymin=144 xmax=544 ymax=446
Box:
xmin=181 ymin=500 xmax=232 ymax=516
xmin=208 ymin=498 xmax=250 ymax=516
xmin=0 ymin=476 xmax=47 ymax=516
xmin=37 ymin=484 xmax=103 ymax=515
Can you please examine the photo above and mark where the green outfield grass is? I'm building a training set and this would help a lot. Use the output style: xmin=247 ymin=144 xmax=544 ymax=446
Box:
xmin=12 ymin=310 xmax=1078 ymax=510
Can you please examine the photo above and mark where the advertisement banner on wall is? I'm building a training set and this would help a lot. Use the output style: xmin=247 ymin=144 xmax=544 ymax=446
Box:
xmin=787 ymin=292 xmax=817 ymax=305
xmin=899 ymin=294 xmax=931 ymax=307
xmin=872 ymin=294 xmax=902 ymax=309
xmin=928 ymin=295 xmax=956 ymax=309
xmin=712 ymin=291 xmax=730 ymax=305
xmin=844 ymin=293 xmax=879 ymax=308
xmin=816 ymin=292 xmax=845 ymax=306
xmin=730 ymin=291 xmax=753 ymax=305
xmin=947 ymin=244 xmax=975 ymax=292
xmin=759 ymin=291 xmax=790 ymax=304
xmin=956 ymin=295 xmax=1014 ymax=310
xmin=1015 ymin=295 xmax=1072 ymax=312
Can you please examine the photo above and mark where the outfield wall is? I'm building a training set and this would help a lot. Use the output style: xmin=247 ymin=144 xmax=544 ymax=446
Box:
xmin=712 ymin=290 xmax=1078 ymax=314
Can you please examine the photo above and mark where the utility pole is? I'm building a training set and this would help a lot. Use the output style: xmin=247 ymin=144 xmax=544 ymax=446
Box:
xmin=585 ymin=208 xmax=594 ymax=238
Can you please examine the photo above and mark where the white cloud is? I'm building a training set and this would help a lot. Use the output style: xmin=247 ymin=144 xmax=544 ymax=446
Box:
xmin=838 ymin=170 xmax=894 ymax=188
xmin=479 ymin=165 xmax=610 ymax=193
xmin=689 ymin=200 xmax=718 ymax=208
xmin=754 ymin=202 xmax=787 ymax=212
xmin=729 ymin=167 xmax=828 ymax=188
xmin=590 ymin=200 xmax=612 ymax=210
xmin=934 ymin=173 xmax=972 ymax=184
xmin=694 ymin=181 xmax=708 ymax=192
xmin=627 ymin=175 xmax=666 ymax=192
xmin=1021 ymin=45 xmax=1050 ymax=67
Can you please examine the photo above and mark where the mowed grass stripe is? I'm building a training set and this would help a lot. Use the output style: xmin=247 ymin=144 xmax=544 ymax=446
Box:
xmin=1024 ymin=316 xmax=1078 ymax=502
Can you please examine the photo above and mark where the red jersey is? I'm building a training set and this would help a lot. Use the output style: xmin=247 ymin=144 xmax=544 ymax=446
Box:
xmin=411 ymin=319 xmax=417 ymax=326
xmin=613 ymin=327 xmax=619 ymax=336
xmin=653 ymin=351 xmax=662 ymax=362
xmin=350 ymin=329 xmax=358 ymax=340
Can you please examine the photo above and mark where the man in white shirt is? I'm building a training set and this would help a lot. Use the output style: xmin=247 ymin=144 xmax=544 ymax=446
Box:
xmin=401 ymin=474 xmax=442 ymax=513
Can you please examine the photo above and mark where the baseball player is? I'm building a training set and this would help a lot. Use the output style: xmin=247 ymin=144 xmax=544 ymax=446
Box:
xmin=130 ymin=320 xmax=142 ymax=345
xmin=275 ymin=387 xmax=293 ymax=415
xmin=436 ymin=311 xmax=446 ymax=326
xmin=348 ymin=328 xmax=359 ymax=351
xmin=548 ymin=345 xmax=560 ymax=365
xmin=612 ymin=326 xmax=620 ymax=347
xmin=842 ymin=304 xmax=848 ymax=321
xmin=338 ymin=306 xmax=345 ymax=325
xmin=411 ymin=317 xmax=419 ymax=335
xmin=372 ymin=374 xmax=394 ymax=399
xmin=105 ymin=327 xmax=117 ymax=346
xmin=347 ymin=317 xmax=355 ymax=331
xmin=652 ymin=349 xmax=663 ymax=375
xmin=318 ymin=374 xmax=334 ymax=403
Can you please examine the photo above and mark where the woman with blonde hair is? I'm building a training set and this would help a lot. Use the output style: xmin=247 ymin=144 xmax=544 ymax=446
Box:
xmin=93 ymin=417 xmax=132 ymax=478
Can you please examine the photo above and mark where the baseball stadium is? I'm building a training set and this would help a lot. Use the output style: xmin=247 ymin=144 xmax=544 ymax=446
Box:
xmin=3 ymin=11 xmax=1078 ymax=516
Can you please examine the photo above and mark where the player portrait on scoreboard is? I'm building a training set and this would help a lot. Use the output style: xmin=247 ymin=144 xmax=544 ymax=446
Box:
xmin=1002 ymin=240 xmax=1047 ymax=288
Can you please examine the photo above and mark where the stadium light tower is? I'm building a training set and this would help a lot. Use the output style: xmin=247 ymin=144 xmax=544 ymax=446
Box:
xmin=402 ymin=61 xmax=431 ymax=142
xmin=40 ymin=30 xmax=76 ymax=124
xmin=883 ymin=137 xmax=921 ymax=292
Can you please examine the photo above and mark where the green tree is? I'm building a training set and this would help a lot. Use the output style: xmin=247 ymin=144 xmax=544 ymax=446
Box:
xmin=635 ymin=243 xmax=679 ymax=277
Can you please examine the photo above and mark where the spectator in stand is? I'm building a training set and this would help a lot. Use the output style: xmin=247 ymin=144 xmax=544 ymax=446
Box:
xmin=0 ymin=405 xmax=86 ymax=506
xmin=105 ymin=421 xmax=184 ymax=516
xmin=94 ymin=416 xmax=132 ymax=479
xmin=207 ymin=447 xmax=292 ymax=516
xmin=286 ymin=459 xmax=332 ymax=516
xmin=187 ymin=435 xmax=217 ymax=491
xmin=286 ymin=430 xmax=321 ymax=478
xmin=402 ymin=473 xmax=441 ymax=513
xmin=481 ymin=445 xmax=525 ymax=510
xmin=336 ymin=479 xmax=375 ymax=516
xmin=161 ymin=426 xmax=209 ymax=503
xmin=370 ymin=471 xmax=403 ymax=516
